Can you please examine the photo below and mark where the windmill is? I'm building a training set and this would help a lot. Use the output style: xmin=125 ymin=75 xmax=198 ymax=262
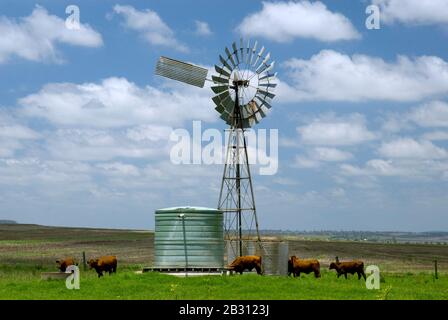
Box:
xmin=155 ymin=39 xmax=276 ymax=259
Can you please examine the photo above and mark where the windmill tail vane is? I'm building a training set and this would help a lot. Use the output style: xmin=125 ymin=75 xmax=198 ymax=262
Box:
xmin=155 ymin=38 xmax=277 ymax=259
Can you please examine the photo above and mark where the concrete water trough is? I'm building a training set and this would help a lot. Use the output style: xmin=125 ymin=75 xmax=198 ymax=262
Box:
xmin=40 ymin=272 xmax=71 ymax=280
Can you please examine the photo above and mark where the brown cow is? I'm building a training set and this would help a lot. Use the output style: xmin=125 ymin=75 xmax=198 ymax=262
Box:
xmin=87 ymin=256 xmax=117 ymax=278
xmin=56 ymin=257 xmax=77 ymax=272
xmin=288 ymin=256 xmax=321 ymax=278
xmin=329 ymin=260 xmax=366 ymax=280
xmin=228 ymin=255 xmax=263 ymax=275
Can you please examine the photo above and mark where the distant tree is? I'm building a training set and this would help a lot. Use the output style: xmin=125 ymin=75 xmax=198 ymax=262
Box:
xmin=0 ymin=220 xmax=17 ymax=224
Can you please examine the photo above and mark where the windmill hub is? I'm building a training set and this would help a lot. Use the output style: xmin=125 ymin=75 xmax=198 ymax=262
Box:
xmin=233 ymin=79 xmax=249 ymax=88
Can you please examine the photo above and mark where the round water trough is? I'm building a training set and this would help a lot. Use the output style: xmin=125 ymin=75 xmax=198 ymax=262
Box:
xmin=154 ymin=206 xmax=224 ymax=269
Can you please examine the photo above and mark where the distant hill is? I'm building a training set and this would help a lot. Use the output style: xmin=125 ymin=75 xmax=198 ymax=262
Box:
xmin=0 ymin=220 xmax=17 ymax=224
xmin=260 ymin=229 xmax=448 ymax=244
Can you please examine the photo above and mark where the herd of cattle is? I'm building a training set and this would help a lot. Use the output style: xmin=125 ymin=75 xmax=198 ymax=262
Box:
xmin=56 ymin=254 xmax=366 ymax=279
xmin=56 ymin=255 xmax=117 ymax=278
xmin=228 ymin=255 xmax=367 ymax=280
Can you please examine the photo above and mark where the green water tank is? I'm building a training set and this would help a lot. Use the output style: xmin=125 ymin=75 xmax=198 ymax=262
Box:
xmin=154 ymin=206 xmax=224 ymax=269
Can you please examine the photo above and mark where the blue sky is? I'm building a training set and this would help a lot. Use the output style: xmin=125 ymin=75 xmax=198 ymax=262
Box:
xmin=1 ymin=0 xmax=448 ymax=231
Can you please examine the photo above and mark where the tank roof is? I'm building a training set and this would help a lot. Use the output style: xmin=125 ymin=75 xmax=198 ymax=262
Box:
xmin=155 ymin=206 xmax=222 ymax=214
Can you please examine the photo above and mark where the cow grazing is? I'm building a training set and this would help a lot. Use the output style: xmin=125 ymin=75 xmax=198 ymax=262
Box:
xmin=329 ymin=260 xmax=366 ymax=280
xmin=56 ymin=257 xmax=77 ymax=272
xmin=288 ymin=256 xmax=321 ymax=278
xmin=87 ymin=256 xmax=118 ymax=278
xmin=228 ymin=255 xmax=263 ymax=275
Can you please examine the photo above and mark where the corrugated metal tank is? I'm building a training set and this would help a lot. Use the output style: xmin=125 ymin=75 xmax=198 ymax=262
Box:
xmin=226 ymin=240 xmax=289 ymax=275
xmin=260 ymin=241 xmax=289 ymax=275
xmin=154 ymin=206 xmax=224 ymax=269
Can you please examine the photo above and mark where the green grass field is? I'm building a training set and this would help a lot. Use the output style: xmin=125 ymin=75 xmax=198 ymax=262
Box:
xmin=0 ymin=224 xmax=447 ymax=300
xmin=0 ymin=266 xmax=446 ymax=300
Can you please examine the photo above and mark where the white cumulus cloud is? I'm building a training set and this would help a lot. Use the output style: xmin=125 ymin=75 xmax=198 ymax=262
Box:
xmin=341 ymin=159 xmax=411 ymax=177
xmin=236 ymin=1 xmax=360 ymax=42
xmin=293 ymin=155 xmax=320 ymax=168
xmin=0 ymin=113 xmax=40 ymax=157
xmin=310 ymin=147 xmax=353 ymax=162
xmin=43 ymin=129 xmax=168 ymax=162
xmin=278 ymin=50 xmax=448 ymax=103
xmin=297 ymin=114 xmax=376 ymax=146
xmin=422 ymin=131 xmax=448 ymax=141
xmin=97 ymin=162 xmax=140 ymax=176
xmin=373 ymin=0 xmax=448 ymax=26
xmin=408 ymin=101 xmax=448 ymax=128
xmin=19 ymin=77 xmax=216 ymax=128
xmin=194 ymin=20 xmax=212 ymax=36
xmin=293 ymin=147 xmax=352 ymax=169
xmin=113 ymin=5 xmax=188 ymax=52
xmin=381 ymin=100 xmax=448 ymax=134
xmin=378 ymin=138 xmax=448 ymax=159
xmin=0 ymin=6 xmax=103 ymax=63
xmin=341 ymin=158 xmax=448 ymax=179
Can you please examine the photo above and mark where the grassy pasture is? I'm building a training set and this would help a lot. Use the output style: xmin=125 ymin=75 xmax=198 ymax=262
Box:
xmin=0 ymin=224 xmax=447 ymax=299
xmin=0 ymin=267 xmax=446 ymax=300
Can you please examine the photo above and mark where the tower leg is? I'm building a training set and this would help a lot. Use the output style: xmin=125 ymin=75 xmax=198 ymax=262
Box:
xmin=218 ymin=84 xmax=261 ymax=260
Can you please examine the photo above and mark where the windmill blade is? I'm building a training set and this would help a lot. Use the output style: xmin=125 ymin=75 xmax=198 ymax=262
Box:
xmin=213 ymin=91 xmax=234 ymax=115
xmin=220 ymin=112 xmax=230 ymax=123
xmin=232 ymin=42 xmax=240 ymax=64
xmin=212 ymin=75 xmax=229 ymax=84
xmin=249 ymin=100 xmax=258 ymax=114
xmin=255 ymin=95 xmax=273 ymax=109
xmin=212 ymin=91 xmax=230 ymax=106
xmin=220 ymin=112 xmax=233 ymax=126
xmin=255 ymin=52 xmax=270 ymax=73
xmin=211 ymin=85 xmax=229 ymax=94
xmin=223 ymin=93 xmax=234 ymax=108
xmin=249 ymin=100 xmax=268 ymax=121
xmin=155 ymin=56 xmax=208 ymax=88
xmin=242 ymin=118 xmax=252 ymax=128
xmin=260 ymin=104 xmax=270 ymax=114
xmin=219 ymin=55 xmax=233 ymax=72
xmin=223 ymin=99 xmax=234 ymax=114
xmin=240 ymin=38 xmax=245 ymax=63
xmin=214 ymin=92 xmax=234 ymax=116
xmin=261 ymin=52 xmax=271 ymax=66
xmin=249 ymin=41 xmax=258 ymax=66
xmin=257 ymin=89 xmax=276 ymax=99
xmin=246 ymin=39 xmax=251 ymax=64
xmin=214 ymin=104 xmax=224 ymax=113
xmin=257 ymin=61 xmax=275 ymax=74
xmin=215 ymin=65 xmax=231 ymax=78
xmin=251 ymin=114 xmax=260 ymax=125
xmin=225 ymin=47 xmax=236 ymax=68
xmin=257 ymin=106 xmax=267 ymax=119
xmin=252 ymin=46 xmax=265 ymax=67
xmin=264 ymin=61 xmax=275 ymax=74
xmin=259 ymin=82 xmax=277 ymax=88
xmin=259 ymin=72 xmax=277 ymax=81
xmin=255 ymin=111 xmax=263 ymax=122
